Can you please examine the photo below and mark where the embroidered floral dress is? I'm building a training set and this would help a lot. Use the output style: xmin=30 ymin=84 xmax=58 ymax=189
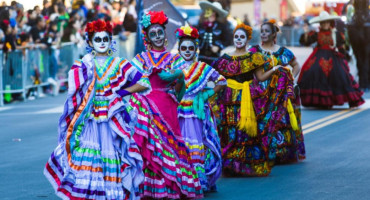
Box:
xmin=212 ymin=52 xmax=276 ymax=176
xmin=177 ymin=60 xmax=226 ymax=191
xmin=298 ymin=29 xmax=364 ymax=107
xmin=250 ymin=45 xmax=306 ymax=164
xmin=44 ymin=54 xmax=144 ymax=200
xmin=129 ymin=51 xmax=203 ymax=199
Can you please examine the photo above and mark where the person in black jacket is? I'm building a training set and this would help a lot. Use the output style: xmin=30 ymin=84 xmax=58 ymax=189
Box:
xmin=197 ymin=1 xmax=229 ymax=65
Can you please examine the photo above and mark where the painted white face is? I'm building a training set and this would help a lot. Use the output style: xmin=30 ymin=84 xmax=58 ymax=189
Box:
xmin=234 ymin=29 xmax=247 ymax=49
xmin=147 ymin=24 xmax=166 ymax=48
xmin=179 ymin=40 xmax=196 ymax=61
xmin=92 ymin=31 xmax=110 ymax=54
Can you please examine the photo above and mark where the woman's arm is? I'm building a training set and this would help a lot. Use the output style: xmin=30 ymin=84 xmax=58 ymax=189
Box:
xmin=125 ymin=83 xmax=148 ymax=93
xmin=254 ymin=65 xmax=281 ymax=82
xmin=213 ymin=84 xmax=226 ymax=93
xmin=290 ymin=59 xmax=301 ymax=79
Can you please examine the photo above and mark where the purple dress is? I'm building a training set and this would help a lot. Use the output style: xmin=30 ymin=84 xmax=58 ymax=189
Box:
xmin=44 ymin=54 xmax=144 ymax=200
xmin=178 ymin=60 xmax=226 ymax=191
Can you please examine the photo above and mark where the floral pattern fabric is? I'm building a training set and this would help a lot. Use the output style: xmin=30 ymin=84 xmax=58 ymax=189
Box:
xmin=250 ymin=45 xmax=306 ymax=164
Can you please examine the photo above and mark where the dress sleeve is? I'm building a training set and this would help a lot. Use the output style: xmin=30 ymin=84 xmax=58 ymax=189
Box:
xmin=59 ymin=59 xmax=91 ymax=143
xmin=299 ymin=31 xmax=317 ymax=46
xmin=209 ymin=70 xmax=227 ymax=85
xmin=336 ymin=31 xmax=350 ymax=60
xmin=130 ymin=53 xmax=152 ymax=94
xmin=169 ymin=53 xmax=186 ymax=70
xmin=282 ymin=47 xmax=296 ymax=64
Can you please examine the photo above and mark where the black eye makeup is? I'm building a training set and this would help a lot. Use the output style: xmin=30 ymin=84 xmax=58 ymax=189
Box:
xmin=180 ymin=46 xmax=195 ymax=51
xmin=234 ymin=35 xmax=246 ymax=39
xmin=149 ymin=30 xmax=165 ymax=38
xmin=93 ymin=36 xmax=109 ymax=43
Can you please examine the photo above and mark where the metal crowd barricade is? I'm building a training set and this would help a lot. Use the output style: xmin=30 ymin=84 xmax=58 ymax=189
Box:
xmin=113 ymin=33 xmax=137 ymax=60
xmin=278 ymin=26 xmax=304 ymax=47
xmin=0 ymin=43 xmax=80 ymax=106
xmin=1 ymin=50 xmax=26 ymax=103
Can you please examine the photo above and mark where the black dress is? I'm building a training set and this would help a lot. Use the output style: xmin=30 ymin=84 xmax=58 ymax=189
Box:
xmin=298 ymin=29 xmax=364 ymax=107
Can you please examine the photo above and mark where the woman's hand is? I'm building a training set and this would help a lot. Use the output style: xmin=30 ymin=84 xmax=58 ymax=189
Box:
xmin=272 ymin=65 xmax=282 ymax=72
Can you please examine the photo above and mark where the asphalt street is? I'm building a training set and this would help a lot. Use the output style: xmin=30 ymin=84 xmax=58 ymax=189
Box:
xmin=1 ymin=47 xmax=369 ymax=200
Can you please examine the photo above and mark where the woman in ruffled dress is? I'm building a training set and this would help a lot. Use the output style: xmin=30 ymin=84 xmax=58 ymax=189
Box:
xmin=44 ymin=20 xmax=146 ymax=200
xmin=212 ymin=23 xmax=278 ymax=176
xmin=249 ymin=19 xmax=306 ymax=164
xmin=129 ymin=11 xmax=203 ymax=199
xmin=176 ymin=25 xmax=226 ymax=191
xmin=298 ymin=11 xmax=364 ymax=108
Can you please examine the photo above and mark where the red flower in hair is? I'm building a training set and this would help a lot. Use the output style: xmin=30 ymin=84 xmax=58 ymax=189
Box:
xmin=148 ymin=11 xmax=168 ymax=26
xmin=93 ymin=20 xmax=106 ymax=32
xmin=86 ymin=22 xmax=94 ymax=33
xmin=191 ymin=28 xmax=199 ymax=39
xmin=106 ymin=22 xmax=113 ymax=33
xmin=85 ymin=19 xmax=113 ymax=35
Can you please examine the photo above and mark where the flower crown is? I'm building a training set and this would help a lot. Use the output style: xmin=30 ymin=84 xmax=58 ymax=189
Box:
xmin=84 ymin=20 xmax=115 ymax=53
xmin=176 ymin=24 xmax=199 ymax=40
xmin=141 ymin=11 xmax=168 ymax=49
xmin=233 ymin=23 xmax=253 ymax=40
xmin=85 ymin=19 xmax=113 ymax=38
xmin=141 ymin=11 xmax=168 ymax=29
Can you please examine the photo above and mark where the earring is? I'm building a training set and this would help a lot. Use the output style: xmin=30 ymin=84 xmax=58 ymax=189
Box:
xmin=164 ymin=39 xmax=168 ymax=47
xmin=91 ymin=50 xmax=97 ymax=57
xmin=107 ymin=48 xmax=113 ymax=56
xmin=147 ymin=44 xmax=152 ymax=51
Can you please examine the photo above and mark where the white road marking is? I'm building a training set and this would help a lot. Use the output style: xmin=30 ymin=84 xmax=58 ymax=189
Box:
xmin=0 ymin=107 xmax=12 ymax=112
xmin=302 ymin=110 xmax=351 ymax=130
xmin=303 ymin=109 xmax=366 ymax=134
xmin=302 ymin=99 xmax=370 ymax=134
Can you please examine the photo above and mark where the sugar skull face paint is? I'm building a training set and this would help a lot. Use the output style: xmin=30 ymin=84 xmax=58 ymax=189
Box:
xmin=234 ymin=29 xmax=247 ymax=49
xmin=260 ymin=24 xmax=275 ymax=43
xmin=148 ymin=24 xmax=166 ymax=48
xmin=179 ymin=39 xmax=196 ymax=61
xmin=92 ymin=31 xmax=110 ymax=53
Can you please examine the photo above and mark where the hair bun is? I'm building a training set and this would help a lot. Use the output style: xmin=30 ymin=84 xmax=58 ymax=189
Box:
xmin=268 ymin=19 xmax=276 ymax=24
xmin=267 ymin=18 xmax=280 ymax=32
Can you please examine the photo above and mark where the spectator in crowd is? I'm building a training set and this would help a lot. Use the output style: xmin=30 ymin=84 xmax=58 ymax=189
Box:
xmin=34 ymin=5 xmax=41 ymax=16
xmin=27 ymin=9 xmax=38 ymax=27
xmin=41 ymin=0 xmax=51 ymax=17
xmin=243 ymin=13 xmax=250 ymax=26
xmin=1 ymin=20 xmax=16 ymax=52
xmin=30 ymin=16 xmax=45 ymax=43
xmin=56 ymin=3 xmax=69 ymax=32
xmin=123 ymin=12 xmax=136 ymax=32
